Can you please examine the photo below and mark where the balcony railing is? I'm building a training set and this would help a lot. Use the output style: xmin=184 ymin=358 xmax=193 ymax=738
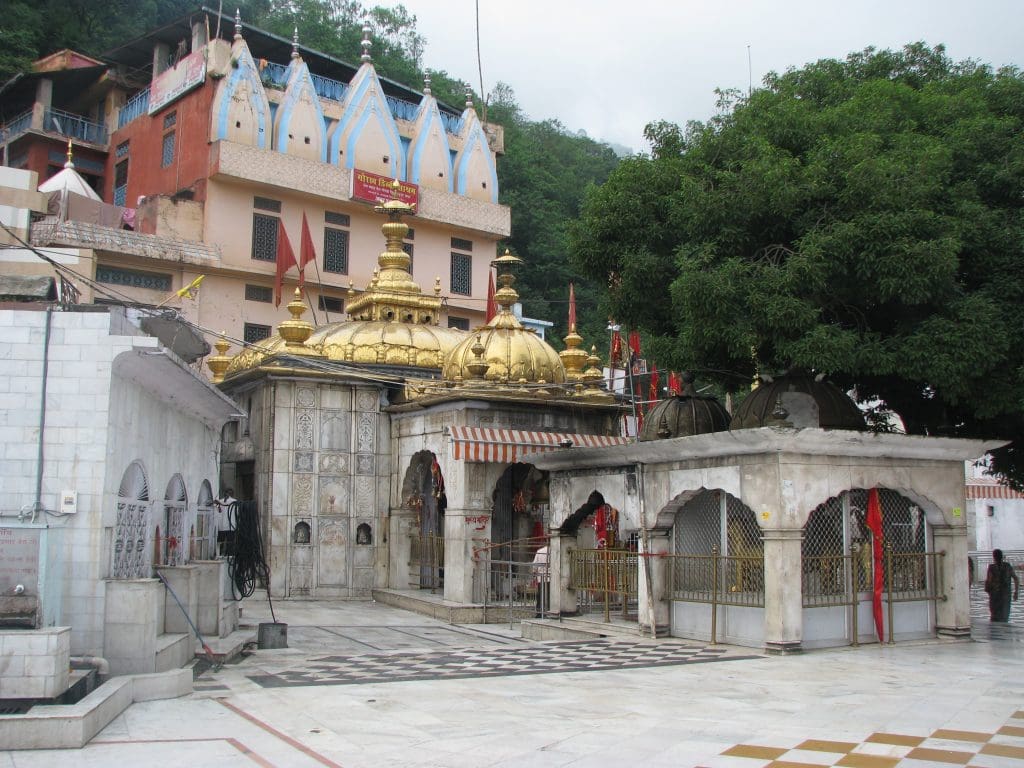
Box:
xmin=44 ymin=108 xmax=108 ymax=145
xmin=0 ymin=110 xmax=33 ymax=144
xmin=118 ymin=88 xmax=151 ymax=129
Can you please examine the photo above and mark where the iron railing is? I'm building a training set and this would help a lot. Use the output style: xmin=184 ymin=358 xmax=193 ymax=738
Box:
xmin=118 ymin=88 xmax=151 ymax=128
xmin=568 ymin=548 xmax=639 ymax=622
xmin=0 ymin=110 xmax=33 ymax=144
xmin=409 ymin=532 xmax=444 ymax=593
xmin=472 ymin=537 xmax=547 ymax=626
xmin=44 ymin=108 xmax=107 ymax=145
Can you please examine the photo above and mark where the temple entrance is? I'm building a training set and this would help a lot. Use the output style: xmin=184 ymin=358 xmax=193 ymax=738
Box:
xmin=802 ymin=488 xmax=936 ymax=648
xmin=402 ymin=451 xmax=446 ymax=590
xmin=668 ymin=489 xmax=765 ymax=645
xmin=473 ymin=463 xmax=549 ymax=619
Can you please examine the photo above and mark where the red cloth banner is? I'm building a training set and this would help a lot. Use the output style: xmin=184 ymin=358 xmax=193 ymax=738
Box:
xmin=485 ymin=270 xmax=497 ymax=322
xmin=649 ymin=363 xmax=660 ymax=403
xmin=274 ymin=224 xmax=297 ymax=308
xmin=568 ymin=282 xmax=577 ymax=332
xmin=610 ymin=329 xmax=623 ymax=368
xmin=298 ymin=212 xmax=316 ymax=289
xmin=668 ymin=371 xmax=682 ymax=395
xmin=866 ymin=487 xmax=885 ymax=643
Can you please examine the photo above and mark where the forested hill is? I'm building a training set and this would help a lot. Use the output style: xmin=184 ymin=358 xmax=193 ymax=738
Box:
xmin=2 ymin=0 xmax=622 ymax=348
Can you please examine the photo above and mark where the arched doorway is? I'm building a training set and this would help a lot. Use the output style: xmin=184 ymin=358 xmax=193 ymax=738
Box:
xmin=669 ymin=489 xmax=764 ymax=645
xmin=401 ymin=451 xmax=447 ymax=589
xmin=802 ymin=488 xmax=933 ymax=648
xmin=112 ymin=460 xmax=151 ymax=579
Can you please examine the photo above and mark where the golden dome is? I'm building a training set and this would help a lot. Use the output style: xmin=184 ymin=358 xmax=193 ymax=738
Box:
xmin=309 ymin=319 xmax=466 ymax=369
xmin=442 ymin=250 xmax=566 ymax=386
xmin=220 ymin=289 xmax=318 ymax=379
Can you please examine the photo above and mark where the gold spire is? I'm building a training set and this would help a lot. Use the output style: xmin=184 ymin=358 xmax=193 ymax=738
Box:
xmin=64 ymin=139 xmax=74 ymax=169
xmin=207 ymin=334 xmax=232 ymax=383
xmin=344 ymin=179 xmax=443 ymax=324
xmin=277 ymin=288 xmax=315 ymax=352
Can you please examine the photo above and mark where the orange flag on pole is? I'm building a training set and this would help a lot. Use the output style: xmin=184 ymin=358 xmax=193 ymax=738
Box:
xmin=274 ymin=224 xmax=297 ymax=308
xmin=298 ymin=212 xmax=316 ymax=289
xmin=485 ymin=269 xmax=497 ymax=322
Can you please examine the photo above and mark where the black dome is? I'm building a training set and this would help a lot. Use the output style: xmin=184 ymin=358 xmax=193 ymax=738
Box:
xmin=730 ymin=372 xmax=865 ymax=431
xmin=638 ymin=374 xmax=731 ymax=441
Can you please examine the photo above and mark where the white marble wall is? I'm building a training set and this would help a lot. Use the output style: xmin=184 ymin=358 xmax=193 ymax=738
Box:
xmin=0 ymin=627 xmax=70 ymax=699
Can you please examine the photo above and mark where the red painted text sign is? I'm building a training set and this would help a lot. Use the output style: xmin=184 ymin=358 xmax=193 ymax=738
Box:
xmin=351 ymin=169 xmax=418 ymax=208
xmin=0 ymin=527 xmax=40 ymax=592
xmin=149 ymin=50 xmax=207 ymax=115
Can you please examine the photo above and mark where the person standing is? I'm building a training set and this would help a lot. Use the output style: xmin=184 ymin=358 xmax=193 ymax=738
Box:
xmin=531 ymin=544 xmax=549 ymax=618
xmin=985 ymin=548 xmax=1020 ymax=622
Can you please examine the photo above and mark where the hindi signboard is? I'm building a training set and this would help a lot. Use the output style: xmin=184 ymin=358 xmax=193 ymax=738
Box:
xmin=351 ymin=169 xmax=419 ymax=209
xmin=148 ymin=49 xmax=207 ymax=115
xmin=0 ymin=527 xmax=40 ymax=594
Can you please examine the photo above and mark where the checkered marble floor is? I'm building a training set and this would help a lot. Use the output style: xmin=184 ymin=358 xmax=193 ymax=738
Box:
xmin=245 ymin=638 xmax=751 ymax=688
xmin=700 ymin=711 xmax=1024 ymax=767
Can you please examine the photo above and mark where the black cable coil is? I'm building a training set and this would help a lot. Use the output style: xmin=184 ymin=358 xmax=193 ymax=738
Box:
xmin=227 ymin=500 xmax=277 ymax=622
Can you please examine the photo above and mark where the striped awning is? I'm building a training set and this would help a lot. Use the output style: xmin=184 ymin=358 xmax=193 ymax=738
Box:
xmin=449 ymin=426 xmax=631 ymax=463
xmin=967 ymin=480 xmax=1024 ymax=500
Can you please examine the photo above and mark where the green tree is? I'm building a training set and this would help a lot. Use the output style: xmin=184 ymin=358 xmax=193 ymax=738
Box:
xmin=570 ymin=44 xmax=1024 ymax=485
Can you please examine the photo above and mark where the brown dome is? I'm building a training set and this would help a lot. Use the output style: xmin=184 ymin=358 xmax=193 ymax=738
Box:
xmin=730 ymin=372 xmax=865 ymax=431
xmin=638 ymin=374 xmax=730 ymax=441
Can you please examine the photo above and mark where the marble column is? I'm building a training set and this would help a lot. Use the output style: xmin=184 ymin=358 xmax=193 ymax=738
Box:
xmin=638 ymin=529 xmax=671 ymax=637
xmin=549 ymin=532 xmax=578 ymax=617
xmin=762 ymin=527 xmax=804 ymax=654
xmin=933 ymin=524 xmax=972 ymax=638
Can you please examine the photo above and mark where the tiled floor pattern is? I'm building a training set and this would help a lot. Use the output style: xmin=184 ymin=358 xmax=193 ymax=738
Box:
xmin=700 ymin=711 xmax=1024 ymax=767
xmin=244 ymin=638 xmax=751 ymax=688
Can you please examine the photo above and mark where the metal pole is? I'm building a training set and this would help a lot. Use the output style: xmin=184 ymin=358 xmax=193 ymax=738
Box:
xmin=711 ymin=546 xmax=719 ymax=645
xmin=603 ymin=548 xmax=611 ymax=623
xmin=507 ymin=559 xmax=513 ymax=629
xmin=850 ymin=548 xmax=859 ymax=647
xmin=886 ymin=542 xmax=895 ymax=645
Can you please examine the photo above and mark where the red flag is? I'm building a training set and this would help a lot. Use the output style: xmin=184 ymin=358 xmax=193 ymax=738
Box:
xmin=668 ymin=371 xmax=682 ymax=395
xmin=610 ymin=329 xmax=623 ymax=368
xmin=628 ymin=329 xmax=641 ymax=358
xmin=866 ymin=487 xmax=885 ymax=643
xmin=485 ymin=269 xmax=497 ymax=322
xmin=298 ymin=212 xmax=316 ymax=289
xmin=568 ymin=282 xmax=577 ymax=332
xmin=648 ymin=364 xmax=660 ymax=403
xmin=274 ymin=224 xmax=297 ymax=307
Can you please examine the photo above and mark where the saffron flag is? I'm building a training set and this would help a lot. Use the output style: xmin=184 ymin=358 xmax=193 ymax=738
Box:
xmin=866 ymin=487 xmax=885 ymax=643
xmin=485 ymin=270 xmax=497 ymax=322
xmin=298 ymin=213 xmax=316 ymax=289
xmin=274 ymin=225 xmax=297 ymax=308
xmin=668 ymin=371 xmax=682 ymax=396
xmin=176 ymin=275 xmax=204 ymax=299
xmin=648 ymin=363 xmax=660 ymax=403
xmin=568 ymin=282 xmax=577 ymax=332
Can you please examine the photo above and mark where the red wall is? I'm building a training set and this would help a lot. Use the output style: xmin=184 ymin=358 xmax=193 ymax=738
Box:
xmin=107 ymin=81 xmax=216 ymax=210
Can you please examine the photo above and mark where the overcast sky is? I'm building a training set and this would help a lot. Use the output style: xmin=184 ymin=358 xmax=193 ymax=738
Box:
xmin=378 ymin=0 xmax=1024 ymax=152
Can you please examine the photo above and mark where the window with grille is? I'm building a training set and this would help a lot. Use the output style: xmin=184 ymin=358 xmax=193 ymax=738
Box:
xmin=405 ymin=228 xmax=415 ymax=240
xmin=163 ymin=111 xmax=177 ymax=129
xmin=451 ymin=237 xmax=472 ymax=251
xmin=450 ymin=252 xmax=472 ymax=295
xmin=318 ymin=295 xmax=344 ymax=313
xmin=96 ymin=266 xmax=171 ymax=291
xmin=325 ymin=210 xmax=349 ymax=226
xmin=448 ymin=316 xmax=469 ymax=331
xmin=113 ymin=160 xmax=128 ymax=206
xmin=161 ymin=131 xmax=175 ymax=167
xmin=402 ymin=241 xmax=414 ymax=272
xmin=251 ymin=213 xmax=279 ymax=262
xmin=115 ymin=141 xmax=130 ymax=158
xmin=255 ymin=196 xmax=282 ymax=213
xmin=324 ymin=227 xmax=349 ymax=273
xmin=243 ymin=323 xmax=272 ymax=344
xmin=245 ymin=284 xmax=273 ymax=303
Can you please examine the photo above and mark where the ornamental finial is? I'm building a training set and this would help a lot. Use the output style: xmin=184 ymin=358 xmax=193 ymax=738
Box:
xmin=292 ymin=26 xmax=300 ymax=58
xmin=465 ymin=84 xmax=473 ymax=108
xmin=234 ymin=9 xmax=242 ymax=40
xmin=361 ymin=22 xmax=372 ymax=62
xmin=64 ymin=139 xmax=74 ymax=169
xmin=423 ymin=74 xmax=431 ymax=95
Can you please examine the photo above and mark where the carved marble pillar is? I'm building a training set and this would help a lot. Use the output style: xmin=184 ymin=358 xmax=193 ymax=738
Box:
xmin=762 ymin=527 xmax=804 ymax=654
xmin=934 ymin=524 xmax=972 ymax=638
xmin=549 ymin=531 xmax=578 ymax=617
xmin=638 ymin=529 xmax=671 ymax=637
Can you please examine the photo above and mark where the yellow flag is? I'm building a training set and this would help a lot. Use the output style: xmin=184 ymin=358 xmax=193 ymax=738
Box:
xmin=176 ymin=275 xmax=205 ymax=299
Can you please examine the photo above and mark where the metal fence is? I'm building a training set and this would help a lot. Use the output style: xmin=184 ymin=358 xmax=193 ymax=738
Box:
xmin=568 ymin=548 xmax=639 ymax=622
xmin=44 ymin=108 xmax=107 ymax=145
xmin=666 ymin=547 xmax=765 ymax=607
xmin=472 ymin=537 xmax=547 ymax=626
xmin=409 ymin=532 xmax=444 ymax=592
